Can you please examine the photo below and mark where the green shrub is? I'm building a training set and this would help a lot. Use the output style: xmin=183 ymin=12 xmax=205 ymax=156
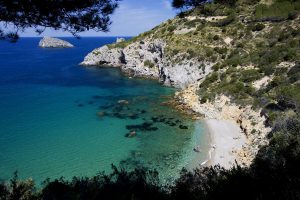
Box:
xmin=287 ymin=10 xmax=298 ymax=20
xmin=214 ymin=47 xmax=228 ymax=55
xmin=215 ymin=14 xmax=235 ymax=27
xmin=213 ymin=35 xmax=220 ymax=40
xmin=252 ymin=23 xmax=265 ymax=32
xmin=225 ymin=55 xmax=242 ymax=67
xmin=184 ymin=19 xmax=203 ymax=28
xmin=254 ymin=1 xmax=296 ymax=20
xmin=144 ymin=60 xmax=155 ymax=68
xmin=187 ymin=49 xmax=196 ymax=58
xmin=205 ymin=48 xmax=214 ymax=57
xmin=167 ymin=25 xmax=176 ymax=32
xmin=240 ymin=69 xmax=263 ymax=83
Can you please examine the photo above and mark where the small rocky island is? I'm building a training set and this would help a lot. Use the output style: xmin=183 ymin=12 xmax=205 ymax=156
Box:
xmin=39 ymin=36 xmax=74 ymax=48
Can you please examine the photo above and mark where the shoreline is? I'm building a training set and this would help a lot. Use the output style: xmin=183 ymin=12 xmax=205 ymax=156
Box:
xmin=204 ymin=119 xmax=247 ymax=169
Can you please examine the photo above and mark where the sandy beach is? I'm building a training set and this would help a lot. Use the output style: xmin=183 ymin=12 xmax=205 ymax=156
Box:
xmin=204 ymin=119 xmax=246 ymax=169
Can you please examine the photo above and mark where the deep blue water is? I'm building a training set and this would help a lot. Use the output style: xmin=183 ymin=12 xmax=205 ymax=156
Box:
xmin=0 ymin=37 xmax=209 ymax=184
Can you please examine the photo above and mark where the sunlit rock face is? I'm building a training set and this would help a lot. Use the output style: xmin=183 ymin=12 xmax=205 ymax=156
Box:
xmin=81 ymin=39 xmax=212 ymax=89
xmin=39 ymin=36 xmax=74 ymax=48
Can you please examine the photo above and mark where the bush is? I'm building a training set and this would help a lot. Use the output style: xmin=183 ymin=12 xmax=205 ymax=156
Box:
xmin=254 ymin=1 xmax=296 ymax=20
xmin=240 ymin=69 xmax=263 ymax=83
xmin=184 ymin=19 xmax=202 ymax=28
xmin=144 ymin=60 xmax=155 ymax=68
xmin=167 ymin=25 xmax=176 ymax=32
xmin=287 ymin=10 xmax=298 ymax=20
xmin=213 ymin=35 xmax=220 ymax=41
xmin=215 ymin=14 xmax=235 ymax=27
xmin=214 ymin=47 xmax=228 ymax=55
xmin=252 ymin=23 xmax=265 ymax=32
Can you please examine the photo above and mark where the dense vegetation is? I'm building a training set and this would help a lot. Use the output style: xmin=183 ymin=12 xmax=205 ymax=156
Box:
xmin=1 ymin=0 xmax=300 ymax=199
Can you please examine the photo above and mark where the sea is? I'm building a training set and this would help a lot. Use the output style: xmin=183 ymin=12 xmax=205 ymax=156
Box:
xmin=0 ymin=37 xmax=210 ymax=184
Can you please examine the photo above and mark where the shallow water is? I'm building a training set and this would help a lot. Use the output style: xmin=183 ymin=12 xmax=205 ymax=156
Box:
xmin=0 ymin=37 xmax=209 ymax=184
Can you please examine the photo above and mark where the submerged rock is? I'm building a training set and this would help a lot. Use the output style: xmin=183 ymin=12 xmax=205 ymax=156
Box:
xmin=125 ymin=130 xmax=137 ymax=138
xmin=126 ymin=122 xmax=158 ymax=131
xmin=179 ymin=125 xmax=188 ymax=129
xmin=39 ymin=36 xmax=74 ymax=48
xmin=118 ymin=100 xmax=129 ymax=105
xmin=97 ymin=111 xmax=105 ymax=117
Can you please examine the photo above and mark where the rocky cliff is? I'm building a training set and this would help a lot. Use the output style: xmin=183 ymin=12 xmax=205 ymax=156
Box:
xmin=39 ymin=36 xmax=74 ymax=48
xmin=81 ymin=38 xmax=213 ymax=88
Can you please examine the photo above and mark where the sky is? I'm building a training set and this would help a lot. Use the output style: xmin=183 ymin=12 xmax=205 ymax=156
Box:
xmin=16 ymin=0 xmax=176 ymax=37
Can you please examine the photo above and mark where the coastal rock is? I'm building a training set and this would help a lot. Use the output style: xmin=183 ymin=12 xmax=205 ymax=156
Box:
xmin=160 ymin=58 xmax=213 ymax=88
xmin=81 ymin=39 xmax=213 ymax=88
xmin=39 ymin=36 xmax=74 ymax=48
xmin=116 ymin=37 xmax=126 ymax=43
xmin=81 ymin=45 xmax=124 ymax=66
xmin=121 ymin=39 xmax=165 ymax=79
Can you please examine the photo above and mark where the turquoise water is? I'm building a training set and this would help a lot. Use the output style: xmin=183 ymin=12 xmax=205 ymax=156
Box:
xmin=0 ymin=37 xmax=209 ymax=184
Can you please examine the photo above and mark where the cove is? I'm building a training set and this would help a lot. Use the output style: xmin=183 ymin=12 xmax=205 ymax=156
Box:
xmin=0 ymin=37 xmax=209 ymax=184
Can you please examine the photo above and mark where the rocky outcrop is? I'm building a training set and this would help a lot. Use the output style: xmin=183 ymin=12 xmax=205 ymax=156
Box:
xmin=116 ymin=38 xmax=126 ymax=43
xmin=160 ymin=58 xmax=213 ymax=88
xmin=81 ymin=39 xmax=212 ymax=88
xmin=39 ymin=36 xmax=74 ymax=48
xmin=80 ymin=46 xmax=124 ymax=66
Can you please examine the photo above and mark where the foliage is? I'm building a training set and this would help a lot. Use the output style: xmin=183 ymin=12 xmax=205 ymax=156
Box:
xmin=1 ymin=153 xmax=300 ymax=200
xmin=214 ymin=14 xmax=235 ymax=27
xmin=254 ymin=0 xmax=300 ymax=21
xmin=251 ymin=23 xmax=265 ymax=32
xmin=172 ymin=0 xmax=206 ymax=11
xmin=144 ymin=60 xmax=155 ymax=68
xmin=0 ymin=0 xmax=120 ymax=42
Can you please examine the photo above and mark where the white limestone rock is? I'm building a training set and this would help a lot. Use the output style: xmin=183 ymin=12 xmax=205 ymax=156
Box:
xmin=160 ymin=58 xmax=213 ymax=88
xmin=80 ymin=39 xmax=213 ymax=88
xmin=80 ymin=46 xmax=124 ymax=66
xmin=116 ymin=38 xmax=126 ymax=43
xmin=39 ymin=36 xmax=74 ymax=48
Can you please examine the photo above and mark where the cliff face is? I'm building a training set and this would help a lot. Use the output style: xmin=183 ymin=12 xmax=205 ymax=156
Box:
xmin=81 ymin=39 xmax=213 ymax=88
xmin=39 ymin=37 xmax=74 ymax=48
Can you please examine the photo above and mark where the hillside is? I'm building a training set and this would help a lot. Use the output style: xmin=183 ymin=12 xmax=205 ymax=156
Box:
xmin=81 ymin=0 xmax=300 ymax=168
